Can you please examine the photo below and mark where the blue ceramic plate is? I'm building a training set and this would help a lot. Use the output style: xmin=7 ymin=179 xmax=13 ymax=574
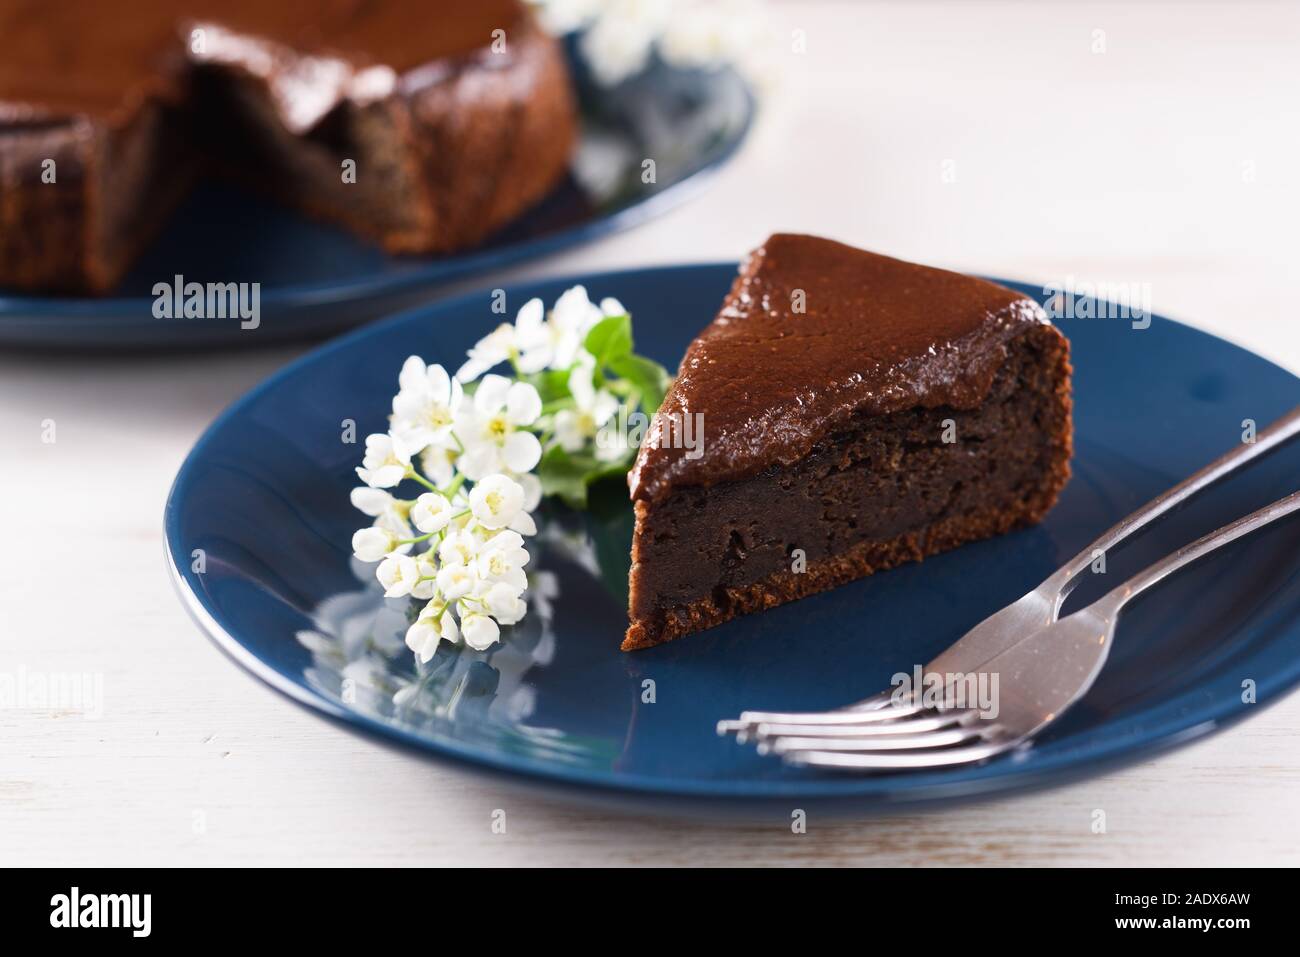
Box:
xmin=165 ymin=263 xmax=1300 ymax=811
xmin=0 ymin=52 xmax=752 ymax=350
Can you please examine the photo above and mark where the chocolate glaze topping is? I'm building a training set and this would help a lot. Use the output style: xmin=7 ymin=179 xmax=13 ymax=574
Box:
xmin=0 ymin=0 xmax=523 ymax=125
xmin=629 ymin=234 xmax=1050 ymax=503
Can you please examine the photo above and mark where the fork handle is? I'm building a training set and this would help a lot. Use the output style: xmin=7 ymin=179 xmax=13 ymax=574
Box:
xmin=1048 ymin=405 xmax=1300 ymax=605
xmin=1102 ymin=488 xmax=1300 ymax=612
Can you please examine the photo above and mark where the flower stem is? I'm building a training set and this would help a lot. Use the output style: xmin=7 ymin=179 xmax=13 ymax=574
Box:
xmin=398 ymin=532 xmax=436 ymax=546
xmin=407 ymin=469 xmax=439 ymax=493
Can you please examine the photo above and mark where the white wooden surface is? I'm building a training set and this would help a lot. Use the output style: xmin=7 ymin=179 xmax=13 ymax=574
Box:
xmin=3 ymin=1 xmax=1299 ymax=866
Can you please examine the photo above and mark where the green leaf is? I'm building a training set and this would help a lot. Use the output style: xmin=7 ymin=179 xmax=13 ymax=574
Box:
xmin=529 ymin=368 xmax=573 ymax=404
xmin=583 ymin=313 xmax=633 ymax=367
xmin=609 ymin=353 xmax=672 ymax=414
xmin=529 ymin=310 xmax=673 ymax=513
xmin=537 ymin=445 xmax=593 ymax=510
xmin=537 ymin=443 xmax=636 ymax=510
xmin=585 ymin=449 xmax=636 ymax=484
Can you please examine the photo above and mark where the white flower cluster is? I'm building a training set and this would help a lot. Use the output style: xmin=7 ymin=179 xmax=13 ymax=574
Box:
xmin=531 ymin=0 xmax=770 ymax=87
xmin=350 ymin=286 xmax=629 ymax=663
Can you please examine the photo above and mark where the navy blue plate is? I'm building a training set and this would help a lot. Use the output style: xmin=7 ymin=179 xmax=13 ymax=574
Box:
xmin=0 ymin=54 xmax=752 ymax=350
xmin=165 ymin=263 xmax=1300 ymax=810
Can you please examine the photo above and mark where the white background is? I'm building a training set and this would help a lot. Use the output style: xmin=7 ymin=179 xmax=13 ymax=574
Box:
xmin=2 ymin=1 xmax=1298 ymax=865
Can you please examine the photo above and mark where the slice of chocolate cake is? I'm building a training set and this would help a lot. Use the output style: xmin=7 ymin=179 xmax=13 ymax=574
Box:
xmin=0 ymin=0 xmax=576 ymax=293
xmin=624 ymin=234 xmax=1072 ymax=650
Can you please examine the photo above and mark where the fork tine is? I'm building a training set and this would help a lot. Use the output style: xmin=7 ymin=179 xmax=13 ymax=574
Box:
xmin=715 ymin=719 xmax=750 ymax=735
xmin=733 ymin=696 xmax=927 ymax=728
xmin=839 ymin=690 xmax=898 ymax=712
xmin=715 ymin=688 xmax=921 ymax=738
xmin=754 ymin=691 xmax=915 ymax=722
xmin=717 ymin=699 xmax=932 ymax=741
xmin=752 ymin=709 xmax=977 ymax=739
xmin=763 ymin=723 xmax=992 ymax=754
xmin=784 ymin=738 xmax=1015 ymax=770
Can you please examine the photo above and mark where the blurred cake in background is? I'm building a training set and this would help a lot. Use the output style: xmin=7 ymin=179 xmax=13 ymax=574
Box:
xmin=0 ymin=0 xmax=576 ymax=293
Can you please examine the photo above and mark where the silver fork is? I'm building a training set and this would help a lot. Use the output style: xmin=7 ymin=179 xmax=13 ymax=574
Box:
xmin=754 ymin=488 xmax=1300 ymax=770
xmin=718 ymin=405 xmax=1300 ymax=741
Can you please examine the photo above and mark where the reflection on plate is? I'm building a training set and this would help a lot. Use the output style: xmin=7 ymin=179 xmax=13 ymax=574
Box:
xmin=0 ymin=53 xmax=753 ymax=349
xmin=165 ymin=263 xmax=1300 ymax=811
xmin=295 ymin=497 xmax=629 ymax=769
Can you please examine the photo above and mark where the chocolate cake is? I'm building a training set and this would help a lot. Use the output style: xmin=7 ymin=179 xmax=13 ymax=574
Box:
xmin=624 ymin=234 xmax=1073 ymax=650
xmin=0 ymin=0 xmax=576 ymax=293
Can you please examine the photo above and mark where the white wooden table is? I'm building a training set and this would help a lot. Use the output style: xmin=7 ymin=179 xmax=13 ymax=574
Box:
xmin=3 ymin=1 xmax=1298 ymax=866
